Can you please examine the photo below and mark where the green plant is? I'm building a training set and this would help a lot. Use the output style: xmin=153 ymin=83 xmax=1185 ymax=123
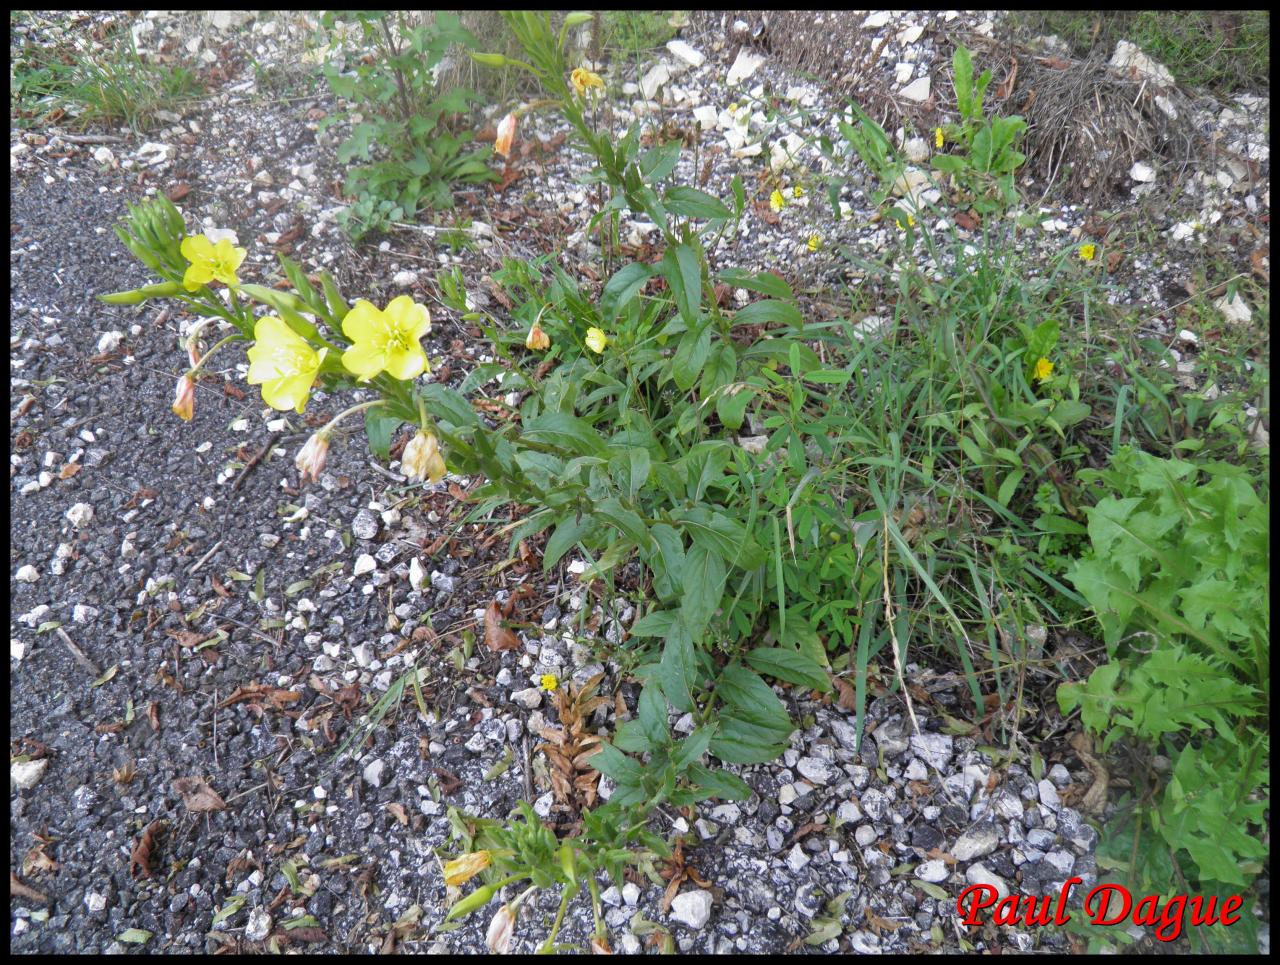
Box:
xmin=1058 ymin=448 xmax=1268 ymax=951
xmin=932 ymin=45 xmax=1027 ymax=214
xmin=319 ymin=11 xmax=496 ymax=240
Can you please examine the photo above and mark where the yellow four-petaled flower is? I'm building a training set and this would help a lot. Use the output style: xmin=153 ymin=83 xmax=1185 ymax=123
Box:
xmin=180 ymin=234 xmax=246 ymax=291
xmin=245 ymin=315 xmax=326 ymax=413
xmin=585 ymin=327 xmax=608 ymax=354
xmin=341 ymin=296 xmax=432 ymax=381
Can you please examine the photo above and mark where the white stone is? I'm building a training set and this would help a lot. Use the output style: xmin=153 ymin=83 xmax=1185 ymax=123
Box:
xmin=894 ymin=62 xmax=914 ymax=86
xmin=512 ymin=687 xmax=542 ymax=710
xmin=1154 ymin=95 xmax=1178 ymax=120
xmin=786 ymin=843 xmax=810 ymax=871
xmin=916 ymin=859 xmax=950 ymax=883
xmin=796 ymin=757 xmax=833 ymax=785
xmin=727 ymin=49 xmax=765 ymax=86
xmin=640 ymin=62 xmax=670 ymax=100
xmin=92 ymin=146 xmax=116 ymax=166
xmin=769 ymin=132 xmax=804 ymax=173
xmin=1129 ymin=161 xmax=1156 ymax=183
xmin=1109 ymin=40 xmax=1175 ymax=87
xmin=362 ymin=758 xmax=386 ymax=787
xmin=65 ymin=502 xmax=94 ymax=528
xmin=245 ymin=906 xmax=272 ymax=942
xmin=73 ymin=604 xmax=99 ymax=623
xmin=952 ymin=822 xmax=1000 ymax=862
xmin=666 ymin=39 xmax=705 ymax=69
xmin=898 ymin=25 xmax=924 ymax=45
xmin=15 ymin=564 xmax=40 ymax=583
xmin=669 ymin=889 xmax=714 ymax=929
xmin=862 ymin=12 xmax=891 ymax=28
xmin=353 ymin=554 xmax=377 ymax=577
xmin=12 ymin=758 xmax=48 ymax=790
xmin=964 ymin=863 xmax=1010 ymax=899
xmin=392 ymin=270 xmax=418 ymax=287
xmin=904 ymin=136 xmax=929 ymax=163
xmin=900 ymin=77 xmax=931 ymax=102
xmin=1215 ymin=293 xmax=1252 ymax=324
xmin=408 ymin=557 xmax=427 ymax=592
xmin=692 ymin=105 xmax=719 ymax=130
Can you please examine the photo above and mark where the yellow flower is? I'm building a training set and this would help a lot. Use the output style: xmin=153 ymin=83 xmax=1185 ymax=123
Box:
xmin=570 ymin=67 xmax=604 ymax=96
xmin=245 ymin=315 xmax=325 ymax=413
xmin=894 ymin=213 xmax=916 ymax=229
xmin=180 ymin=234 xmax=246 ymax=291
xmin=402 ymin=430 xmax=447 ymax=483
xmin=525 ymin=323 xmax=550 ymax=351
xmin=540 ymin=673 xmax=559 ymax=692
xmin=495 ymin=112 xmax=517 ymax=159
xmin=769 ymin=189 xmax=786 ymax=213
xmin=807 ymin=233 xmax=821 ymax=252
xmin=1078 ymin=243 xmax=1097 ymax=262
xmin=935 ymin=126 xmax=944 ymax=149
xmin=792 ymin=185 xmax=804 ymax=199
xmin=727 ymin=103 xmax=739 ymax=115
xmin=442 ymin=851 xmax=492 ymax=887
xmin=295 ymin=430 xmax=330 ymax=484
xmin=1033 ymin=357 xmax=1054 ymax=382
xmin=341 ymin=295 xmax=432 ymax=381
xmin=585 ymin=327 xmax=608 ymax=354
xmin=172 ymin=374 xmax=195 ymax=421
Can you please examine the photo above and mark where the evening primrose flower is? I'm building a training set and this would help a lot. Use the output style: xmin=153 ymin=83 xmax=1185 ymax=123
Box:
xmin=894 ymin=212 xmax=916 ymax=229
xmin=807 ymin=233 xmax=821 ymax=252
xmin=442 ymin=851 xmax=492 ymax=887
xmin=486 ymin=903 xmax=516 ymax=954
xmin=172 ymin=374 xmax=195 ymax=421
xmin=935 ymin=126 xmax=944 ymax=149
xmin=245 ymin=315 xmax=326 ymax=413
xmin=539 ymin=673 xmax=559 ymax=692
xmin=1078 ymin=243 xmax=1097 ymax=262
xmin=295 ymin=429 xmax=330 ymax=484
xmin=570 ymin=67 xmax=604 ymax=96
xmin=792 ymin=184 xmax=804 ymax=199
xmin=769 ymin=189 xmax=786 ymax=213
xmin=525 ymin=322 xmax=550 ymax=351
xmin=584 ymin=327 xmax=608 ymax=354
xmin=1033 ymin=357 xmax=1054 ymax=382
xmin=180 ymin=233 xmax=246 ymax=291
xmin=341 ymin=296 xmax=432 ymax=381
xmin=494 ymin=112 xmax=517 ymax=159
xmin=402 ymin=429 xmax=447 ymax=483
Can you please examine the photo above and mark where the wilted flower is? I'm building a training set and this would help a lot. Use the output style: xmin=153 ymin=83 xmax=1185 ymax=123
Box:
xmin=245 ymin=315 xmax=325 ymax=413
xmin=584 ymin=327 xmax=609 ymax=354
xmin=495 ymin=112 xmax=517 ymax=159
xmin=442 ymin=850 xmax=492 ymax=887
xmin=1033 ymin=357 xmax=1055 ymax=382
xmin=589 ymin=936 xmax=613 ymax=954
xmin=402 ymin=429 xmax=447 ymax=483
xmin=539 ymin=673 xmax=559 ymax=692
xmin=1078 ymin=243 xmax=1097 ymax=262
xmin=570 ymin=67 xmax=604 ymax=96
xmin=172 ymin=374 xmax=195 ymax=421
xmin=486 ymin=903 xmax=517 ymax=954
xmin=935 ymin=126 xmax=944 ymax=149
xmin=807 ymin=233 xmax=821 ymax=252
xmin=769 ymin=189 xmax=786 ymax=213
xmin=525 ymin=323 xmax=550 ymax=351
xmin=295 ymin=430 xmax=330 ymax=484
xmin=180 ymin=233 xmax=246 ymax=291
xmin=341 ymin=295 xmax=432 ymax=381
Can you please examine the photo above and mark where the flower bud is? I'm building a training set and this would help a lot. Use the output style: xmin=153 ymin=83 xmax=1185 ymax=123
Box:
xmin=172 ymin=374 xmax=195 ymax=421
xmin=470 ymin=51 xmax=509 ymax=68
xmin=295 ymin=430 xmax=330 ymax=484
xmin=445 ymin=882 xmax=498 ymax=921
xmin=485 ymin=903 xmax=517 ymax=954
xmin=495 ymin=112 xmax=518 ymax=159
xmin=525 ymin=322 xmax=550 ymax=351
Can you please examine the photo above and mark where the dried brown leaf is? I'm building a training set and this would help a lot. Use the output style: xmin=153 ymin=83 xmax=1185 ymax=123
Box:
xmin=173 ymin=777 xmax=226 ymax=813
xmin=483 ymin=600 xmax=521 ymax=652
xmin=129 ymin=820 xmax=167 ymax=879
xmin=386 ymin=803 xmax=410 ymax=827
xmin=10 ymin=871 xmax=48 ymax=903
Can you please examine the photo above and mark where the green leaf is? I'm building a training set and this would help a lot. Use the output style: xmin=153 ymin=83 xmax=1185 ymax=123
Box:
xmin=423 ymin=382 xmax=480 ymax=428
xmin=602 ymin=261 xmax=655 ymax=319
xmin=589 ymin=743 xmax=644 ymax=786
xmin=544 ymin=514 xmax=593 ymax=570
xmin=665 ymin=185 xmax=732 ymax=220
xmin=678 ymin=507 xmax=766 ymax=569
xmin=637 ymin=141 xmax=681 ymax=182
xmin=637 ymin=684 xmax=670 ymax=749
xmin=521 ymin=412 xmax=605 ymax=455
xmin=730 ymin=299 xmax=802 ymax=330
xmin=662 ymin=243 xmax=702 ymax=327
xmin=686 ymin=763 xmax=753 ymax=801
xmin=700 ymin=341 xmax=737 ymax=401
xmin=709 ymin=715 xmax=790 ymax=764
xmin=715 ymin=664 xmax=793 ymax=734
xmin=717 ymin=268 xmax=793 ymax=301
xmin=612 ymin=719 xmax=653 ymax=753
xmin=364 ymin=409 xmax=400 ymax=462
xmin=670 ymin=725 xmax=714 ymax=771
xmin=745 ymin=647 xmax=832 ymax=693
xmin=681 ymin=543 xmax=725 ymax=638
xmin=116 ymin=929 xmax=153 ymax=944
xmin=716 ymin=386 xmax=753 ymax=431
xmin=672 ymin=325 xmax=712 ymax=392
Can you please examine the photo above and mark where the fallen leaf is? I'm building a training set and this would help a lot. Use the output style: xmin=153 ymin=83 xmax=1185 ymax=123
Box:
xmin=129 ymin=820 xmax=167 ymax=879
xmin=166 ymin=183 xmax=191 ymax=202
xmin=172 ymin=777 xmax=227 ymax=813
xmin=59 ymin=462 xmax=82 ymax=480
xmin=483 ymin=600 xmax=520 ymax=652
xmin=386 ymin=803 xmax=409 ymax=826
xmin=23 ymin=843 xmax=59 ymax=875
xmin=10 ymin=871 xmax=48 ymax=903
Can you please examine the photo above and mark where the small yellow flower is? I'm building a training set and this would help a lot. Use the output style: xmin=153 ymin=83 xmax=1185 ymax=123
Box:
xmin=807 ymin=233 xmax=821 ymax=252
xmin=539 ymin=673 xmax=559 ymax=692
xmin=442 ymin=851 xmax=492 ymax=887
xmin=341 ymin=295 xmax=432 ymax=381
xmin=894 ymin=213 xmax=916 ymax=229
xmin=584 ymin=327 xmax=608 ymax=354
xmin=295 ymin=430 xmax=330 ymax=484
xmin=402 ymin=430 xmax=447 ymax=483
xmin=769 ymin=189 xmax=786 ymax=213
xmin=792 ymin=184 xmax=804 ymax=199
xmin=180 ymin=233 xmax=246 ymax=291
xmin=172 ymin=374 xmax=195 ymax=421
xmin=494 ymin=112 xmax=517 ymax=159
xmin=1078 ymin=243 xmax=1097 ymax=262
xmin=935 ymin=126 xmax=944 ymax=149
xmin=1033 ymin=357 xmax=1055 ymax=382
xmin=525 ymin=323 xmax=550 ymax=351
xmin=570 ymin=67 xmax=604 ymax=96
xmin=245 ymin=315 xmax=325 ymax=413
xmin=727 ymin=102 xmax=739 ymax=115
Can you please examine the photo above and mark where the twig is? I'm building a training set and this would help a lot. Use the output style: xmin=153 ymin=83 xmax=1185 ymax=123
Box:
xmin=229 ymin=431 xmax=283 ymax=491
xmin=187 ymin=539 xmax=223 ymax=575
xmin=55 ymin=627 xmax=101 ymax=676
xmin=881 ymin=516 xmax=920 ymax=737
xmin=55 ymin=132 xmax=128 ymax=145
xmin=213 ymin=614 xmax=284 ymax=648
